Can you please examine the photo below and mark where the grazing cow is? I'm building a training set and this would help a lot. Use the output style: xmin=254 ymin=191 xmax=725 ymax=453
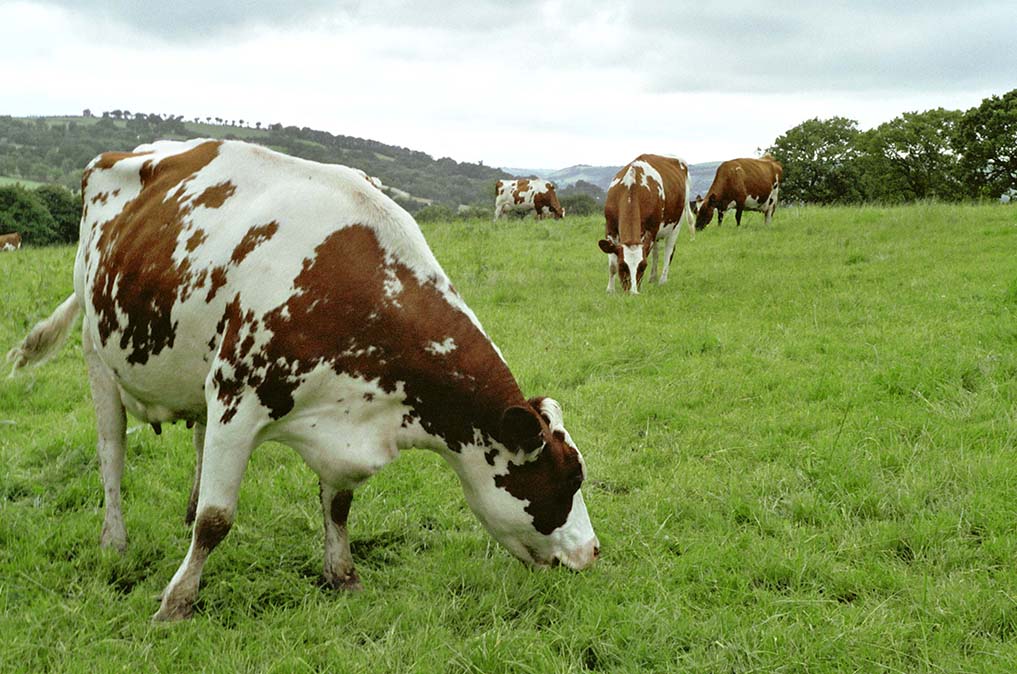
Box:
xmin=494 ymin=179 xmax=565 ymax=220
xmin=597 ymin=154 xmax=694 ymax=294
xmin=695 ymin=156 xmax=783 ymax=229
xmin=8 ymin=139 xmax=598 ymax=621
xmin=1 ymin=232 xmax=21 ymax=251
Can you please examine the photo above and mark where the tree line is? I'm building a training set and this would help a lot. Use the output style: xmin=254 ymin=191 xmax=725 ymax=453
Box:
xmin=768 ymin=89 xmax=1017 ymax=204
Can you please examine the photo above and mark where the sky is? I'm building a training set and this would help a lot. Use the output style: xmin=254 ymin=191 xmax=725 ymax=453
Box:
xmin=1 ymin=0 xmax=1015 ymax=169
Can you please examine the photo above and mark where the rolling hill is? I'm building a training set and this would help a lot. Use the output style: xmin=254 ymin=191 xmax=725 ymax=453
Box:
xmin=503 ymin=161 xmax=723 ymax=199
xmin=0 ymin=113 xmax=512 ymax=212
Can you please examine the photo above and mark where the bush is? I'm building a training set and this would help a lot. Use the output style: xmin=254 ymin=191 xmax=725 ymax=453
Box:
xmin=0 ymin=185 xmax=58 ymax=244
xmin=33 ymin=184 xmax=81 ymax=243
xmin=560 ymin=193 xmax=600 ymax=217
xmin=414 ymin=204 xmax=456 ymax=222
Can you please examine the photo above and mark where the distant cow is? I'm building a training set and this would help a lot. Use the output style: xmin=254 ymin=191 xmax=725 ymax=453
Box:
xmin=0 ymin=232 xmax=21 ymax=251
xmin=597 ymin=154 xmax=694 ymax=294
xmin=494 ymin=179 xmax=564 ymax=220
xmin=695 ymin=156 xmax=783 ymax=229
xmin=8 ymin=139 xmax=598 ymax=621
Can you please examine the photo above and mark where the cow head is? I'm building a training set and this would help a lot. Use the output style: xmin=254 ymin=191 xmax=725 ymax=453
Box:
xmin=694 ymin=195 xmax=716 ymax=230
xmin=453 ymin=397 xmax=599 ymax=570
xmin=598 ymin=238 xmax=648 ymax=294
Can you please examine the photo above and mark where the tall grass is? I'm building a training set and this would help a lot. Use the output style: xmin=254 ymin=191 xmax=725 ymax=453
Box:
xmin=2 ymin=203 xmax=1016 ymax=672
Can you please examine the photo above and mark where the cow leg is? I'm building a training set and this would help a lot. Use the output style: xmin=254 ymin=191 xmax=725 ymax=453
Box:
xmin=83 ymin=327 xmax=128 ymax=552
xmin=184 ymin=422 xmax=205 ymax=526
xmin=717 ymin=209 xmax=724 ymax=226
xmin=735 ymin=207 xmax=744 ymax=227
xmin=658 ymin=228 xmax=680 ymax=285
xmin=320 ymin=482 xmax=361 ymax=590
xmin=154 ymin=422 xmax=254 ymax=621
xmin=649 ymin=241 xmax=660 ymax=283
xmin=606 ymin=253 xmax=618 ymax=293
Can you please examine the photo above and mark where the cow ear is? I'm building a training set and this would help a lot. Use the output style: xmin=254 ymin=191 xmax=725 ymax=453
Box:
xmin=598 ymin=239 xmax=617 ymax=255
xmin=500 ymin=405 xmax=544 ymax=454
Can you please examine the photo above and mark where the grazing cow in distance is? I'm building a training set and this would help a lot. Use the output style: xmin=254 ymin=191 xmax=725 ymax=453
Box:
xmin=1 ymin=232 xmax=22 ymax=251
xmin=8 ymin=139 xmax=599 ymax=621
xmin=598 ymin=154 xmax=694 ymax=294
xmin=695 ymin=156 xmax=783 ymax=229
xmin=494 ymin=179 xmax=565 ymax=220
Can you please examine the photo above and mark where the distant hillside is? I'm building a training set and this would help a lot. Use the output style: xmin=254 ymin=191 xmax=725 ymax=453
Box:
xmin=503 ymin=161 xmax=722 ymax=199
xmin=0 ymin=113 xmax=512 ymax=212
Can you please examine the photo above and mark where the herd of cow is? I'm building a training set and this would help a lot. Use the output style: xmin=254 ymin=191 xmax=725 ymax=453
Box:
xmin=5 ymin=140 xmax=782 ymax=621
xmin=496 ymin=153 xmax=783 ymax=293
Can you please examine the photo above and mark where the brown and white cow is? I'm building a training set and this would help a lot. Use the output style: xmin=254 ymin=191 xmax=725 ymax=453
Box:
xmin=0 ymin=232 xmax=22 ymax=251
xmin=494 ymin=179 xmax=565 ymax=220
xmin=8 ymin=139 xmax=598 ymax=621
xmin=597 ymin=154 xmax=694 ymax=294
xmin=695 ymin=156 xmax=783 ymax=229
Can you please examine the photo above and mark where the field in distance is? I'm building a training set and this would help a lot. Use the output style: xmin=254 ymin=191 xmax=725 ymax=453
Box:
xmin=2 ymin=203 xmax=1016 ymax=672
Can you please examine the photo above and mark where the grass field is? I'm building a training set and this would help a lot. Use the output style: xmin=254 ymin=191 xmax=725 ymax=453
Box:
xmin=2 ymin=204 xmax=1017 ymax=672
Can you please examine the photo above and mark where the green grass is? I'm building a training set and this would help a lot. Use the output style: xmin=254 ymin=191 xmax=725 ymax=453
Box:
xmin=0 ymin=175 xmax=45 ymax=189
xmin=3 ymin=203 xmax=1017 ymax=671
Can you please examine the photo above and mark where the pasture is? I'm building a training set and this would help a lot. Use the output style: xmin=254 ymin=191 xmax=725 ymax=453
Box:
xmin=2 ymin=203 xmax=1017 ymax=672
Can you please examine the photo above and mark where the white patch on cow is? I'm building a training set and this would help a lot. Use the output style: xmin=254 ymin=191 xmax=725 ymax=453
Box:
xmin=383 ymin=267 xmax=403 ymax=304
xmin=266 ymin=367 xmax=410 ymax=489
xmin=426 ymin=337 xmax=457 ymax=355
xmin=744 ymin=195 xmax=762 ymax=209
xmin=620 ymin=161 xmax=665 ymax=202
xmin=621 ymin=244 xmax=643 ymax=294
xmin=1 ymin=242 xmax=14 ymax=251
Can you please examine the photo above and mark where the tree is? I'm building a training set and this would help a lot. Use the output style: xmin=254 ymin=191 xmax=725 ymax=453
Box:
xmin=34 ymin=184 xmax=81 ymax=243
xmin=858 ymin=108 xmax=963 ymax=202
xmin=955 ymin=88 xmax=1017 ymax=199
xmin=559 ymin=193 xmax=600 ymax=216
xmin=0 ymin=186 xmax=58 ymax=244
xmin=769 ymin=117 xmax=863 ymax=203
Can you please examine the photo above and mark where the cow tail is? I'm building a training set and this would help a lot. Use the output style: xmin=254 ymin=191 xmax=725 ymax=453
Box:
xmin=7 ymin=294 xmax=81 ymax=376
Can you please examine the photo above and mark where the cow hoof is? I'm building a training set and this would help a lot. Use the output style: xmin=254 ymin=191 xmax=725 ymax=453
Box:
xmin=322 ymin=571 xmax=362 ymax=592
xmin=152 ymin=598 xmax=194 ymax=622
xmin=99 ymin=528 xmax=127 ymax=554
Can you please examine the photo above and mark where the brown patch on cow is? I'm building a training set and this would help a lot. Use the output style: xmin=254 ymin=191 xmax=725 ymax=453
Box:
xmin=330 ymin=491 xmax=353 ymax=527
xmin=205 ymin=266 xmax=229 ymax=302
xmin=186 ymin=229 xmax=207 ymax=252
xmin=213 ymin=295 xmax=261 ymax=423
xmin=91 ymin=191 xmax=110 ymax=205
xmin=230 ymin=221 xmax=279 ymax=265
xmin=193 ymin=181 xmax=236 ymax=210
xmin=494 ymin=435 xmax=584 ymax=535
xmin=512 ymin=179 xmax=530 ymax=204
xmin=89 ymin=141 xmax=225 ymax=364
xmin=194 ymin=506 xmax=233 ymax=551
xmin=91 ymin=150 xmax=155 ymax=171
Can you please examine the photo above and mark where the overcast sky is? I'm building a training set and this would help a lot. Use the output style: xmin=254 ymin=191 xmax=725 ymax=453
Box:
xmin=2 ymin=0 xmax=1015 ymax=168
